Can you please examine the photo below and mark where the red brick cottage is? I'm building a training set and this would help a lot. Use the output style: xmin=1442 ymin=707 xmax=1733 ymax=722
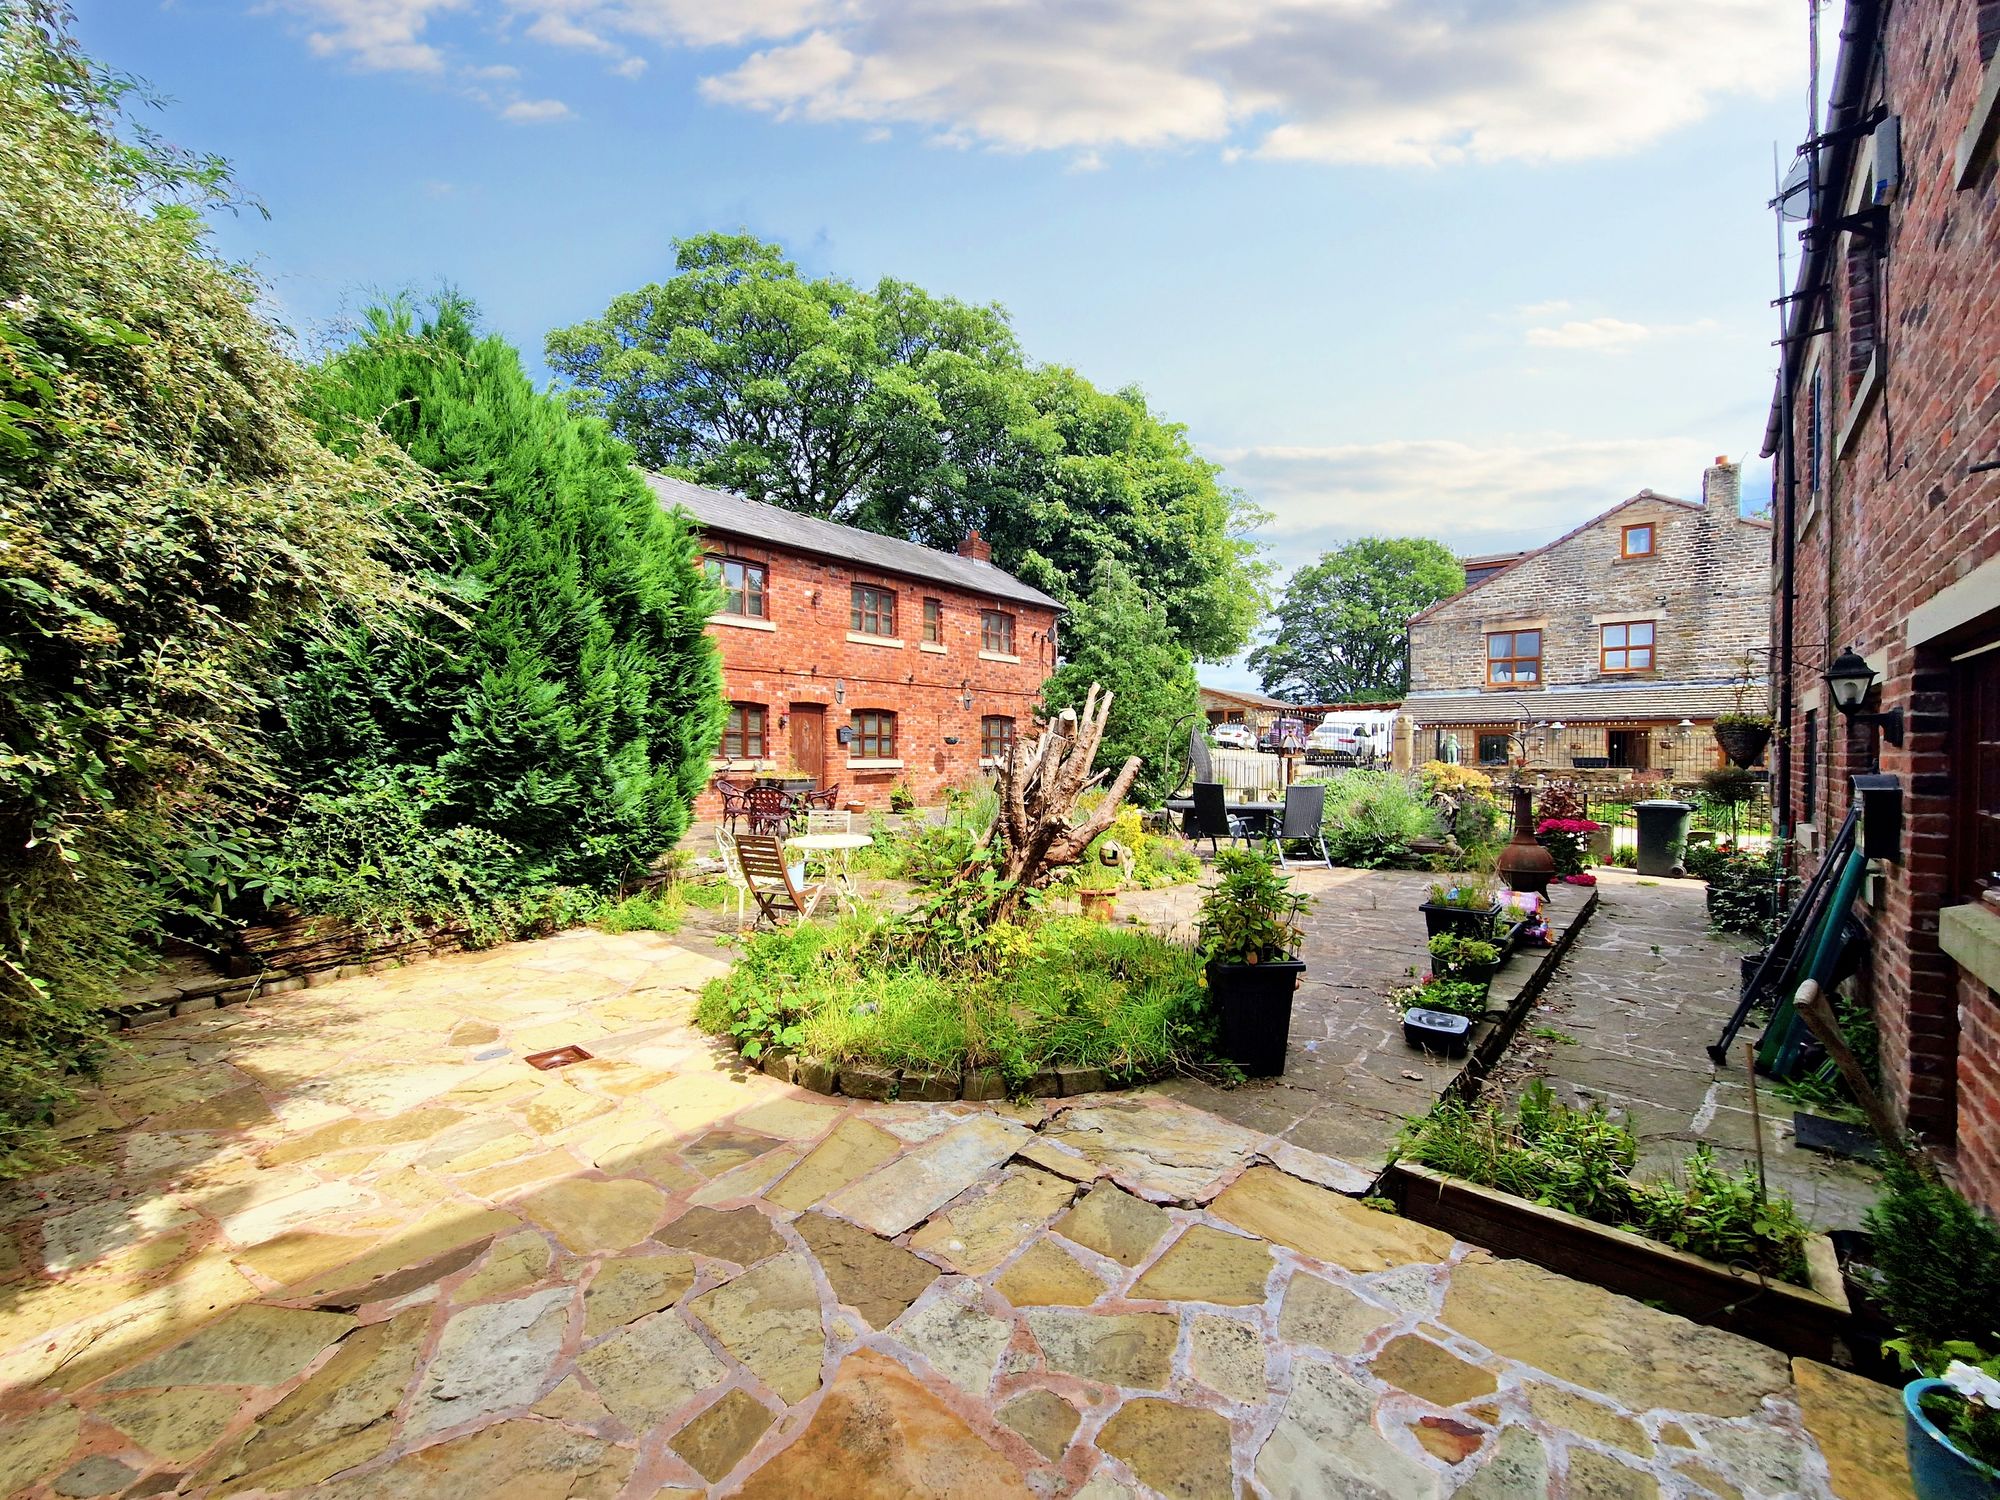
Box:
xmin=1764 ymin=0 xmax=2000 ymax=1202
xmin=648 ymin=476 xmax=1064 ymax=815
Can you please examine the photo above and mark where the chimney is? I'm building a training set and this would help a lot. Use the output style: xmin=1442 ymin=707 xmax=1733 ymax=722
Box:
xmin=958 ymin=529 xmax=992 ymax=563
xmin=1702 ymin=455 xmax=1740 ymax=512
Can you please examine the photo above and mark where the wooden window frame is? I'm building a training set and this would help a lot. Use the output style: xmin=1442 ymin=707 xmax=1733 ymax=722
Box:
xmin=1620 ymin=523 xmax=1655 ymax=560
xmin=980 ymin=715 xmax=1015 ymax=761
xmin=721 ymin=702 xmax=767 ymax=760
xmin=1475 ymin=733 xmax=1510 ymax=766
xmin=851 ymin=584 xmax=897 ymax=638
xmin=851 ymin=710 xmax=897 ymax=759
xmin=706 ymin=555 xmax=768 ymax=619
xmin=922 ymin=597 xmax=942 ymax=644
xmin=981 ymin=609 xmax=1015 ymax=654
xmin=1485 ymin=630 xmax=1542 ymax=687
xmin=1599 ymin=620 xmax=1655 ymax=674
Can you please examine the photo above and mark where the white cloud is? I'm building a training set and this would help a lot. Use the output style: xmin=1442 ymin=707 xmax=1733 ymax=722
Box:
xmin=1524 ymin=315 xmax=1725 ymax=351
xmin=266 ymin=0 xmax=1794 ymax=166
xmin=610 ymin=54 xmax=648 ymax=78
xmin=502 ymin=96 xmax=573 ymax=121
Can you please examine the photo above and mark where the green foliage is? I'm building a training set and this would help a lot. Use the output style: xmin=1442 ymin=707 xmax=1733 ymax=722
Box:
xmin=282 ymin=298 xmax=726 ymax=894
xmin=1392 ymin=978 xmax=1488 ymax=1019
xmin=591 ymin=888 xmax=687 ymax=935
xmin=1197 ymin=849 xmax=1305 ymax=966
xmin=1309 ymin=772 xmax=1445 ymax=868
xmin=546 ymin=233 xmax=1266 ymax=659
xmin=1250 ymin=539 xmax=1464 ymax=701
xmin=1888 ymin=1341 xmax=2000 ymax=1473
xmin=0 ymin=4 xmax=441 ymax=1168
xmin=1776 ymin=989 xmax=1881 ymax=1116
xmin=1426 ymin=933 xmax=1499 ymax=981
xmin=1040 ymin=561 xmax=1202 ymax=805
xmin=1400 ymin=1083 xmax=1811 ymax=1280
xmin=1701 ymin=843 xmax=1783 ymax=940
xmin=1425 ymin=881 xmax=1497 ymax=911
xmin=694 ymin=909 xmax=1211 ymax=1083
xmin=888 ymin=781 xmax=918 ymax=814
xmin=1863 ymin=1159 xmax=2000 ymax=1354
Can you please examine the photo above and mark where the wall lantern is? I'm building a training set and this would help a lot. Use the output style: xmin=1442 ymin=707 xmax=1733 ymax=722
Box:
xmin=1823 ymin=647 xmax=1903 ymax=746
xmin=960 ymin=680 xmax=974 ymax=710
xmin=834 ymin=679 xmax=846 ymax=705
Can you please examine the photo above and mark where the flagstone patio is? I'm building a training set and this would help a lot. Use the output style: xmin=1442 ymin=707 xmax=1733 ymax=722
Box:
xmin=0 ymin=928 xmax=1908 ymax=1497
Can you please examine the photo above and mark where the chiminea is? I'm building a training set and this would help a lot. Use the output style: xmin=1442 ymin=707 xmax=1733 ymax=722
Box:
xmin=1496 ymin=786 xmax=1556 ymax=896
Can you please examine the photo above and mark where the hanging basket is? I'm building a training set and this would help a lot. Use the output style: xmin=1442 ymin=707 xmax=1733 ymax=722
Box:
xmin=1713 ymin=721 xmax=1773 ymax=768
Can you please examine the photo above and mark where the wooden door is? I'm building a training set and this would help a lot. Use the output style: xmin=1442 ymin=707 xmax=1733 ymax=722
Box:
xmin=790 ymin=706 xmax=825 ymax=787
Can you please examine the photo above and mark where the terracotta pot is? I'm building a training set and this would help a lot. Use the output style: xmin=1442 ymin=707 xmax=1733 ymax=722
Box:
xmin=1496 ymin=787 xmax=1555 ymax=896
xmin=1713 ymin=721 xmax=1773 ymax=768
xmin=1079 ymin=889 xmax=1117 ymax=921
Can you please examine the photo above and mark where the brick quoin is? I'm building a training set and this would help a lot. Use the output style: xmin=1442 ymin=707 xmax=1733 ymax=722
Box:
xmin=1769 ymin=0 xmax=2000 ymax=1197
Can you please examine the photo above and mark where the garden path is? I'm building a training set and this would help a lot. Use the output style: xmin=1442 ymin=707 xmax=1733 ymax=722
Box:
xmin=0 ymin=927 xmax=1906 ymax=1498
xmin=1488 ymin=870 xmax=1882 ymax=1232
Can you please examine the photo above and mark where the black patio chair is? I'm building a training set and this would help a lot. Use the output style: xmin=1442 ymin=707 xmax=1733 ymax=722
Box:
xmin=1190 ymin=781 xmax=1248 ymax=855
xmin=1274 ymin=782 xmax=1331 ymax=870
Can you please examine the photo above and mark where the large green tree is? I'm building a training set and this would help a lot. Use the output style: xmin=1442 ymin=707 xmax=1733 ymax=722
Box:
xmin=1250 ymin=539 xmax=1464 ymax=703
xmin=0 ymin=1 xmax=438 ymax=1166
xmin=547 ymin=234 xmax=1265 ymax=660
xmin=1041 ymin=561 xmax=1201 ymax=805
xmin=284 ymin=299 xmax=725 ymax=889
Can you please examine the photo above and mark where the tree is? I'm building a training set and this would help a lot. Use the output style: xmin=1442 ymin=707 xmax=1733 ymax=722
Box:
xmin=283 ymin=298 xmax=725 ymax=889
xmin=1041 ymin=561 xmax=1202 ymax=805
xmin=547 ymin=234 xmax=1266 ymax=660
xmin=0 ymin=1 xmax=439 ymax=1166
xmin=1250 ymin=539 xmax=1464 ymax=702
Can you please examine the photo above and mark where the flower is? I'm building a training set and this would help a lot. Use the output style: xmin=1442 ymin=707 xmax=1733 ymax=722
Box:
xmin=1944 ymin=1361 xmax=2000 ymax=1408
xmin=1560 ymin=872 xmax=1598 ymax=886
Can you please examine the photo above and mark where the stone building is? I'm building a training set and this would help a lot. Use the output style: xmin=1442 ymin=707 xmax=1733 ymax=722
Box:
xmin=651 ymin=476 xmax=1063 ymax=814
xmin=1402 ymin=461 xmax=1771 ymax=779
xmin=1764 ymin=0 xmax=2000 ymax=1199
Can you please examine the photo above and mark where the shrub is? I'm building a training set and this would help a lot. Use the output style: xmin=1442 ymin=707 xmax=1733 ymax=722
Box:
xmin=1536 ymin=782 xmax=1589 ymax=824
xmin=1863 ymin=1160 xmax=2000 ymax=1354
xmin=1703 ymin=843 xmax=1783 ymax=940
xmin=1419 ymin=761 xmax=1503 ymax=857
xmin=1312 ymin=771 xmax=1444 ymax=868
xmin=1392 ymin=977 xmax=1487 ymax=1019
xmin=1535 ymin=817 xmax=1601 ymax=877
xmin=1426 ymin=933 xmax=1499 ymax=982
xmin=1199 ymin=848 xmax=1306 ymax=965
xmin=889 ymin=781 xmax=918 ymax=814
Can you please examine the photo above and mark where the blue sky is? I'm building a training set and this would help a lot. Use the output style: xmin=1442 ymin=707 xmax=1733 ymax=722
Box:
xmin=87 ymin=2 xmax=1813 ymax=686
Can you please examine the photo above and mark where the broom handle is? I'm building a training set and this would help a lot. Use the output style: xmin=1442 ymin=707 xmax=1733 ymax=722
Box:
xmin=1792 ymin=978 xmax=1928 ymax=1178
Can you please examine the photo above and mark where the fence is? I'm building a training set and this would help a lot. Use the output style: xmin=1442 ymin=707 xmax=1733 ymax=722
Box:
xmin=1208 ymin=747 xmax=1288 ymax=799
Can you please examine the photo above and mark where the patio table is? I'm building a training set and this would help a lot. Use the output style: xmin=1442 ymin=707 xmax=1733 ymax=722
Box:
xmin=784 ymin=831 xmax=873 ymax=910
xmin=1163 ymin=797 xmax=1282 ymax=837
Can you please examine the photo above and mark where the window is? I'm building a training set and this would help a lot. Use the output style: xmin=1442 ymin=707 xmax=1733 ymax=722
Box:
xmin=1486 ymin=630 xmax=1541 ymax=686
xmin=1802 ymin=707 xmax=1818 ymax=823
xmin=1807 ymin=364 xmax=1826 ymax=497
xmin=1476 ymin=733 xmax=1510 ymax=766
xmin=1846 ymin=240 xmax=1880 ymax=393
xmin=721 ymin=703 xmax=766 ymax=760
xmin=981 ymin=715 xmax=1015 ymax=761
xmin=1955 ymin=647 xmax=2000 ymax=899
xmin=1600 ymin=621 xmax=1655 ymax=673
xmin=981 ymin=609 xmax=1015 ymax=654
xmin=851 ymin=584 xmax=896 ymax=637
xmin=923 ymin=598 xmax=942 ymax=644
xmin=1620 ymin=524 xmax=1654 ymax=559
xmin=850 ymin=710 xmax=896 ymax=759
xmin=705 ymin=556 xmax=767 ymax=618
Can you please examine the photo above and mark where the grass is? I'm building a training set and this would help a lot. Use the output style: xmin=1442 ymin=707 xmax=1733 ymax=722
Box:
xmin=591 ymin=888 xmax=687 ymax=934
xmin=694 ymin=909 xmax=1213 ymax=1084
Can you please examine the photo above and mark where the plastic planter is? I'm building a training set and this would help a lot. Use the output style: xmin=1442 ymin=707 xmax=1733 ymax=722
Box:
xmin=1402 ymin=1007 xmax=1472 ymax=1057
xmin=1904 ymin=1379 xmax=2000 ymax=1500
xmin=1208 ymin=959 xmax=1304 ymax=1077
xmin=1420 ymin=900 xmax=1502 ymax=942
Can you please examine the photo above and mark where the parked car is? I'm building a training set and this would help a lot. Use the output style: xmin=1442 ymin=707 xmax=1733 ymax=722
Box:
xmin=1260 ymin=717 xmax=1308 ymax=753
xmin=1306 ymin=720 xmax=1378 ymax=765
xmin=1210 ymin=722 xmax=1258 ymax=750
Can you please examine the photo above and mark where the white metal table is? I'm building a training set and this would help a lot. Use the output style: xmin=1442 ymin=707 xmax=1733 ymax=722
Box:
xmin=784 ymin=831 xmax=874 ymax=910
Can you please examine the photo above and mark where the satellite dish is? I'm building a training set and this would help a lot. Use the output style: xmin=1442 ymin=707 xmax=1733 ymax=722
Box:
xmin=1774 ymin=153 xmax=1812 ymax=220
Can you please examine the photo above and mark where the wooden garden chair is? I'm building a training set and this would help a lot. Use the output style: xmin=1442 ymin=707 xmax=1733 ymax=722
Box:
xmin=734 ymin=833 xmax=826 ymax=925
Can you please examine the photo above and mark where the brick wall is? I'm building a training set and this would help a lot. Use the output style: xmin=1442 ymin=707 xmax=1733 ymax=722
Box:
xmin=694 ymin=534 xmax=1059 ymax=816
xmin=1776 ymin=0 xmax=2000 ymax=1174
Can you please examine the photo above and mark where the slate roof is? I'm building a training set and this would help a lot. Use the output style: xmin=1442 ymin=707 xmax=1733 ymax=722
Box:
xmin=647 ymin=473 xmax=1066 ymax=612
xmin=1401 ymin=682 xmax=1757 ymax=724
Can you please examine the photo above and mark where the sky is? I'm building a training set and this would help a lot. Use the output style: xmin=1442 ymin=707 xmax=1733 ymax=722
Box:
xmin=84 ymin=1 xmax=1820 ymax=689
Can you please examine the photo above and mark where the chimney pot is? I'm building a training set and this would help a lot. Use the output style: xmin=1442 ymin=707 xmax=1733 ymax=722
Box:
xmin=1702 ymin=456 xmax=1741 ymax=511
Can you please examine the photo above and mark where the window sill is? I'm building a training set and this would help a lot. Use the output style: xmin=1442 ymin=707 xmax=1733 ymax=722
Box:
xmin=1836 ymin=351 xmax=1883 ymax=460
xmin=847 ymin=758 xmax=904 ymax=771
xmin=712 ymin=614 xmax=776 ymax=632
xmin=711 ymin=758 xmax=778 ymax=772
xmin=919 ymin=641 xmax=947 ymax=654
xmin=978 ymin=650 xmax=1021 ymax=664
xmin=846 ymin=632 xmax=905 ymax=649
xmin=1956 ymin=51 xmax=2000 ymax=189
xmin=1942 ymin=902 xmax=2000 ymax=994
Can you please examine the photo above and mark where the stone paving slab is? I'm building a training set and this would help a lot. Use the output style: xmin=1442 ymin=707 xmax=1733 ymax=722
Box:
xmin=0 ymin=924 xmax=1903 ymax=1498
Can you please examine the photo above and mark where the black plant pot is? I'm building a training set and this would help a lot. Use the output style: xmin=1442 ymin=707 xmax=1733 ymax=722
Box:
xmin=1208 ymin=958 xmax=1305 ymax=1077
xmin=1713 ymin=722 xmax=1773 ymax=768
xmin=1420 ymin=901 xmax=1503 ymax=942
xmin=1435 ymin=957 xmax=1501 ymax=988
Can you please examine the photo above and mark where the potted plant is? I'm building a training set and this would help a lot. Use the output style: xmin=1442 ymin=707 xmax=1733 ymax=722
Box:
xmin=1892 ymin=1344 xmax=2000 ymax=1498
xmin=1421 ymin=880 xmax=1502 ymax=941
xmin=1393 ymin=977 xmax=1487 ymax=1056
xmin=1199 ymin=848 xmax=1308 ymax=1077
xmin=1427 ymin=932 xmax=1502 ymax=986
xmin=1714 ymin=654 xmax=1775 ymax=768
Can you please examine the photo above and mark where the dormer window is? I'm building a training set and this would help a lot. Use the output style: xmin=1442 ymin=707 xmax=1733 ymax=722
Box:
xmin=1620 ymin=524 xmax=1655 ymax=560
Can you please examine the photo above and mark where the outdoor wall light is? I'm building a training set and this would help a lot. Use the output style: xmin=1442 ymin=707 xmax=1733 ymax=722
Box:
xmin=960 ymin=680 xmax=974 ymax=710
xmin=1823 ymin=647 xmax=1903 ymax=746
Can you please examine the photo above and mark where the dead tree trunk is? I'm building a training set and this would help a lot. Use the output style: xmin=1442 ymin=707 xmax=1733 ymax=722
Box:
xmin=980 ymin=683 xmax=1141 ymax=925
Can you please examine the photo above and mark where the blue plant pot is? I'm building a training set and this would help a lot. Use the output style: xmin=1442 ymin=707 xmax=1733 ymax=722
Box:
xmin=1906 ymin=1379 xmax=2000 ymax=1499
